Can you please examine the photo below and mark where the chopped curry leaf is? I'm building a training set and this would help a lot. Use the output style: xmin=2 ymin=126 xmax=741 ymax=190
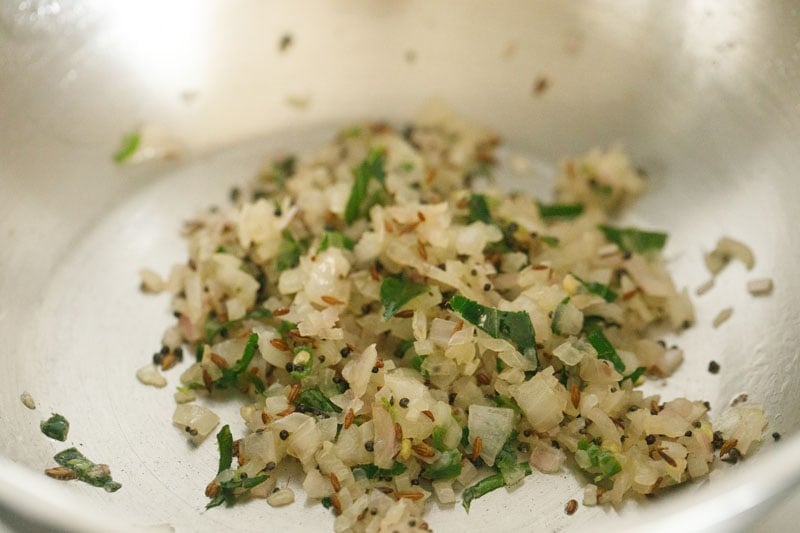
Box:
xmin=216 ymin=425 xmax=233 ymax=474
xmin=491 ymin=396 xmax=524 ymax=417
xmin=570 ymin=273 xmax=618 ymax=303
xmin=41 ymin=413 xmax=70 ymax=442
xmin=380 ymin=276 xmax=429 ymax=320
xmin=621 ymin=366 xmax=646 ymax=385
xmin=353 ymin=462 xmax=407 ymax=479
xmin=598 ymin=225 xmax=668 ymax=254
xmin=318 ymin=231 xmax=355 ymax=253
xmin=295 ymin=387 xmax=343 ymax=414
xmin=424 ymin=449 xmax=462 ymax=480
xmin=205 ymin=307 xmax=272 ymax=342
xmin=271 ymin=156 xmax=296 ymax=185
xmin=276 ymin=230 xmax=304 ymax=271
xmin=578 ymin=438 xmax=622 ymax=480
xmin=586 ymin=328 xmax=625 ymax=373
xmin=462 ymin=472 xmax=506 ymax=511
xmin=53 ymin=448 xmax=121 ymax=492
xmin=467 ymin=193 xmax=492 ymax=224
xmin=214 ymin=333 xmax=260 ymax=389
xmin=207 ymin=425 xmax=268 ymax=509
xmin=112 ymin=132 xmax=140 ymax=163
xmin=537 ymin=202 xmax=584 ymax=220
xmin=431 ymin=426 xmax=448 ymax=452
xmin=539 ymin=235 xmax=560 ymax=248
xmin=411 ymin=354 xmax=429 ymax=378
xmin=494 ymin=431 xmax=531 ymax=486
xmin=450 ymin=295 xmax=538 ymax=367
xmin=344 ymin=148 xmax=387 ymax=224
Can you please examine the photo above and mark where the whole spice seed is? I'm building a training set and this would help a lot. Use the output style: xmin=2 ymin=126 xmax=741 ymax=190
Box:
xmin=472 ymin=436 xmax=483 ymax=461
xmin=344 ymin=409 xmax=355 ymax=429
xmin=720 ymin=438 xmax=739 ymax=458
xmin=330 ymin=493 xmax=342 ymax=515
xmin=421 ymin=410 xmax=435 ymax=422
xmin=417 ymin=239 xmax=427 ymax=260
xmin=657 ymin=449 xmax=678 ymax=467
xmin=261 ymin=411 xmax=271 ymax=424
xmin=276 ymin=406 xmax=295 ymax=417
xmin=412 ymin=442 xmax=436 ymax=458
xmin=570 ymin=382 xmax=580 ymax=409
xmin=399 ymin=397 xmax=410 ymax=408
xmin=708 ymin=360 xmax=720 ymax=374
xmin=393 ymin=309 xmax=414 ymax=318
xmin=161 ymin=353 xmax=177 ymax=370
xmin=210 ymin=353 xmax=229 ymax=369
xmin=288 ymin=383 xmax=301 ymax=404
xmin=476 ymin=372 xmax=491 ymax=386
xmin=202 ymin=369 xmax=213 ymax=392
xmin=395 ymin=491 xmax=425 ymax=501
xmin=270 ymin=338 xmax=290 ymax=351
xmin=395 ymin=422 xmax=403 ymax=441
xmin=45 ymin=466 xmax=78 ymax=481
xmin=330 ymin=472 xmax=341 ymax=492
xmin=273 ymin=307 xmax=290 ymax=317
xmin=321 ymin=295 xmax=345 ymax=306
xmin=564 ymin=499 xmax=578 ymax=515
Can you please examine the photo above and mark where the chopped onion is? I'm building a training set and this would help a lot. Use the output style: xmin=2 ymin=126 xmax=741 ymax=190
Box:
xmin=172 ymin=404 xmax=219 ymax=442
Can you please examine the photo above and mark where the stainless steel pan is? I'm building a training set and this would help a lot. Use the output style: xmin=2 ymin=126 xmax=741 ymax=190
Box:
xmin=2 ymin=1 xmax=799 ymax=531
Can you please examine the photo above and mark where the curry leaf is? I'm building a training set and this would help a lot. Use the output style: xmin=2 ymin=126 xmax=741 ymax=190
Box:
xmin=380 ymin=276 xmax=429 ymax=320
xmin=450 ymin=295 xmax=538 ymax=367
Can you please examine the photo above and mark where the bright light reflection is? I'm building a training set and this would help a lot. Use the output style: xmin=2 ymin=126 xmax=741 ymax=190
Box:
xmin=101 ymin=0 xmax=213 ymax=93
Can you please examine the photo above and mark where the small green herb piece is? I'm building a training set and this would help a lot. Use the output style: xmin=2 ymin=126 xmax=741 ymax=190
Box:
xmin=570 ymin=273 xmax=618 ymax=303
xmin=585 ymin=328 xmax=625 ymax=373
xmin=394 ymin=339 xmax=415 ymax=359
xmin=213 ymin=333 xmax=260 ymax=389
xmin=491 ymin=396 xmax=524 ymax=417
xmin=621 ymin=366 xmax=646 ymax=385
xmin=53 ymin=448 xmax=121 ymax=492
xmin=399 ymin=161 xmax=414 ymax=172
xmin=276 ymin=230 xmax=304 ymax=272
xmin=410 ymin=354 xmax=429 ymax=378
xmin=462 ymin=472 xmax=506 ymax=511
xmin=598 ymin=225 xmax=668 ymax=254
xmin=460 ymin=427 xmax=470 ymax=448
xmin=207 ymin=425 xmax=268 ymax=509
xmin=289 ymin=344 xmax=314 ymax=380
xmin=431 ymin=426 xmax=447 ymax=452
xmin=216 ymin=425 xmax=234 ymax=474
xmin=352 ymin=461 xmax=407 ymax=479
xmin=272 ymin=156 xmax=296 ymax=184
xmin=320 ymin=496 xmax=333 ymax=509
xmin=317 ymin=231 xmax=354 ymax=253
xmin=295 ymin=387 xmax=343 ymax=414
xmin=577 ymin=438 xmax=621 ymax=481
xmin=537 ymin=202 xmax=584 ymax=220
xmin=380 ymin=276 xmax=429 ymax=320
xmin=424 ymin=449 xmax=462 ymax=481
xmin=467 ymin=193 xmax=492 ymax=224
xmin=112 ymin=132 xmax=140 ymax=163
xmin=539 ymin=235 xmax=560 ymax=247
xmin=205 ymin=308 xmax=273 ymax=342
xmin=40 ymin=414 xmax=69 ymax=442
xmin=449 ymin=295 xmax=538 ymax=366
xmin=344 ymin=148 xmax=387 ymax=225
xmin=494 ymin=431 xmax=532 ymax=486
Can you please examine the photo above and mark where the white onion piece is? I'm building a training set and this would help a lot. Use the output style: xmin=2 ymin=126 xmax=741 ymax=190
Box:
xmin=172 ymin=404 xmax=219 ymax=442
xmin=136 ymin=365 xmax=167 ymax=388
xmin=267 ymin=487 xmax=295 ymax=507
xmin=716 ymin=404 xmax=767 ymax=455
xmin=468 ymin=405 xmax=515 ymax=466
